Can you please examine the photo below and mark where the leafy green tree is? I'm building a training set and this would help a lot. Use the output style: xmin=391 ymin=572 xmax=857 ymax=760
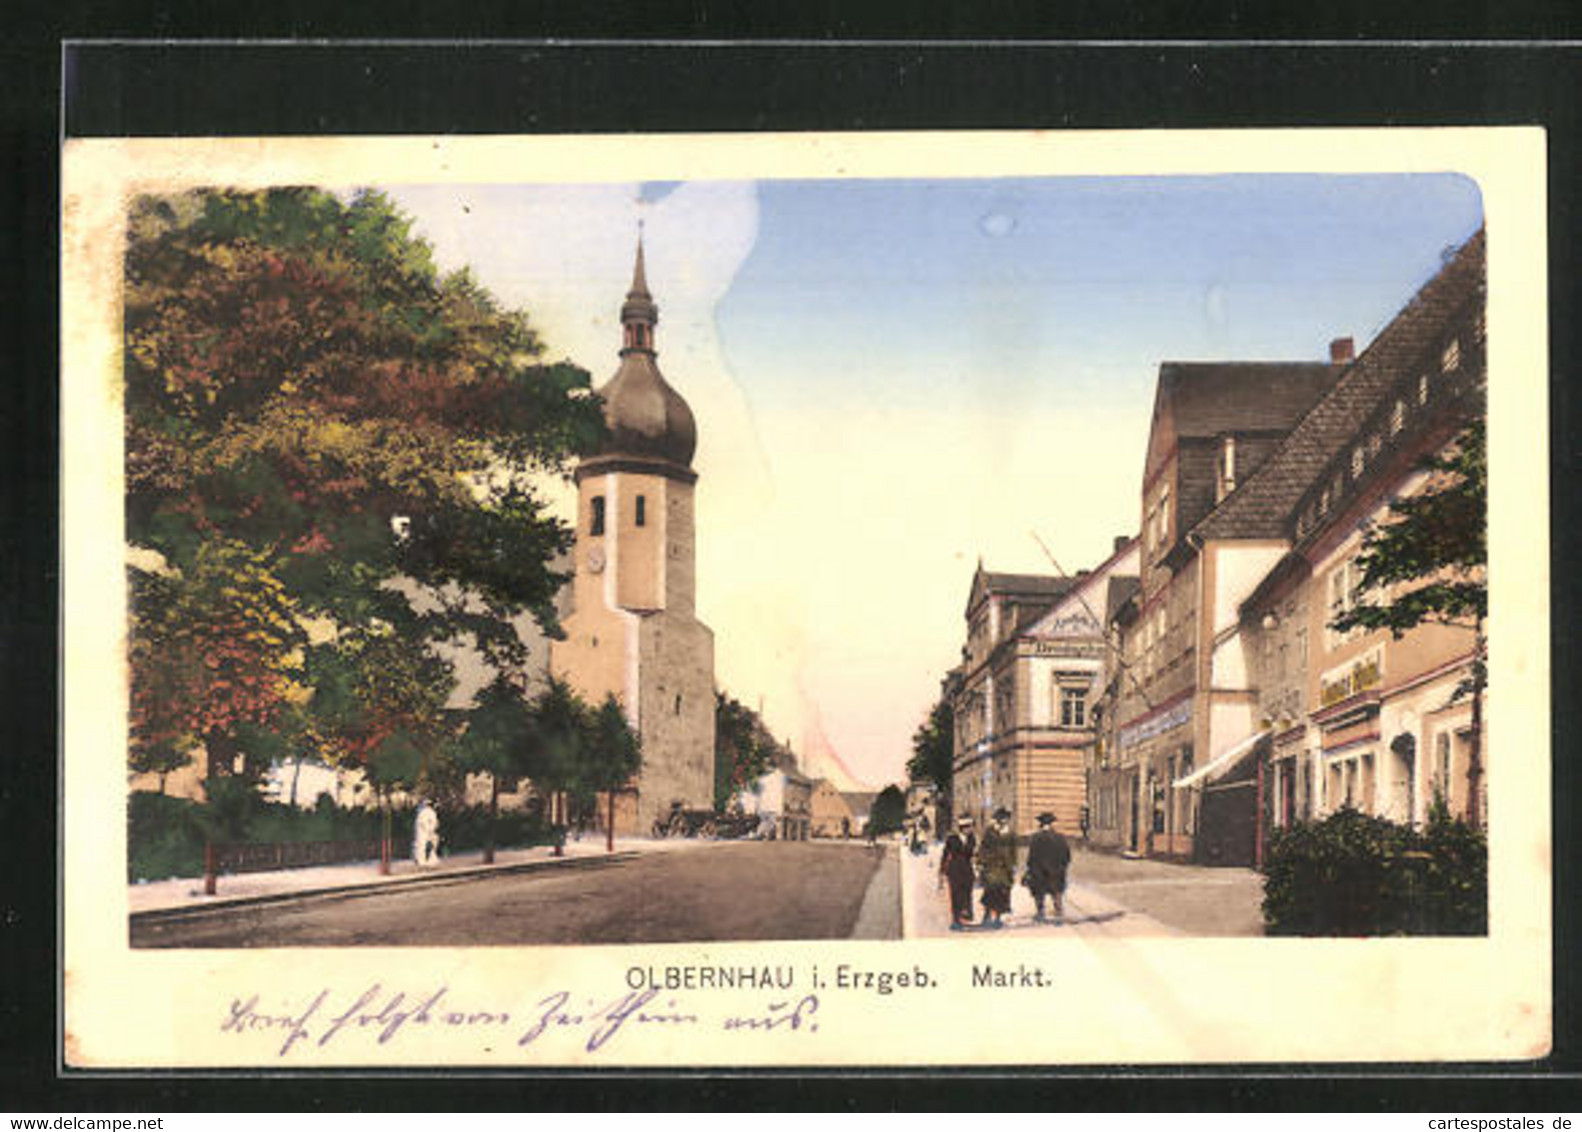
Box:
xmin=906 ymin=696 xmax=954 ymax=818
xmin=454 ymin=674 xmax=541 ymax=863
xmin=123 ymin=187 xmax=606 ymax=794
xmin=1331 ymin=418 xmax=1486 ymax=823
xmin=713 ymin=691 xmax=774 ymax=811
xmin=581 ymin=694 xmax=644 ymax=852
xmin=865 ymin=784 xmax=907 ymax=837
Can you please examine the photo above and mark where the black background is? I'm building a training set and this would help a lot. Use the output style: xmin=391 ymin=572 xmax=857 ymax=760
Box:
xmin=4 ymin=15 xmax=1579 ymax=1113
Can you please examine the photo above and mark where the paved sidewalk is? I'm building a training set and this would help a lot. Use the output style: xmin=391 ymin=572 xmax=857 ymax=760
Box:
xmin=127 ymin=833 xmax=712 ymax=915
xmin=899 ymin=841 xmax=1180 ymax=938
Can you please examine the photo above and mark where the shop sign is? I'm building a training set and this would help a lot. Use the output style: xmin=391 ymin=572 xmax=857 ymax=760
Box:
xmin=1119 ymin=697 xmax=1191 ymax=749
xmin=1319 ymin=647 xmax=1383 ymax=707
xmin=1032 ymin=639 xmax=1104 ymax=658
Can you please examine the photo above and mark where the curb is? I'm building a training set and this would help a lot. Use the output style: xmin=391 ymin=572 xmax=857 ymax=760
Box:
xmin=130 ymin=850 xmax=640 ymax=925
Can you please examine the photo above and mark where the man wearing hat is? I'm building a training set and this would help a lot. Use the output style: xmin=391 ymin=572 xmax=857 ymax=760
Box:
xmin=977 ymin=808 xmax=1017 ymax=928
xmin=1025 ymin=811 xmax=1072 ymax=923
xmin=938 ymin=816 xmax=977 ymax=928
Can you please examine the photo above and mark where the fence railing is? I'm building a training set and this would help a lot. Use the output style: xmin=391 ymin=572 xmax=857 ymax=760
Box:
xmin=203 ymin=838 xmax=404 ymax=895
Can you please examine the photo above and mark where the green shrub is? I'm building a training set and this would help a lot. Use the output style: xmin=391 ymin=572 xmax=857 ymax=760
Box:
xmin=128 ymin=791 xmax=207 ymax=881
xmin=1262 ymin=804 xmax=1487 ymax=936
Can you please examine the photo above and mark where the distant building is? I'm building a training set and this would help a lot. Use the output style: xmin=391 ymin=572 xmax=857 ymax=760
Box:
xmin=738 ymin=758 xmax=814 ymax=841
xmin=840 ymin=790 xmax=879 ymax=833
xmin=551 ymin=239 xmax=717 ymax=835
xmin=809 ymin=778 xmax=859 ymax=838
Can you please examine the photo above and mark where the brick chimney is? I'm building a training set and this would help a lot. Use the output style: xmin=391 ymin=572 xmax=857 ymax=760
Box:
xmin=1114 ymin=534 xmax=1130 ymax=555
xmin=1330 ymin=336 xmax=1355 ymax=365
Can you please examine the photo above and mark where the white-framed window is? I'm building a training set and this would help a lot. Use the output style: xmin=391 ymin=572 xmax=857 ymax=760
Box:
xmin=1217 ymin=435 xmax=1237 ymax=502
xmin=1391 ymin=399 xmax=1406 ymax=435
xmin=1060 ymin=686 xmax=1087 ymax=729
xmin=1441 ymin=337 xmax=1461 ymax=373
xmin=1326 ymin=558 xmax=1364 ymax=648
xmin=1418 ymin=373 xmax=1430 ymax=406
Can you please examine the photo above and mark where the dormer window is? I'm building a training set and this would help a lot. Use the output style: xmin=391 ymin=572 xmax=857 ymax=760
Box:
xmin=1351 ymin=446 xmax=1365 ymax=479
xmin=1441 ymin=337 xmax=1461 ymax=373
xmin=1391 ymin=399 xmax=1406 ymax=435
xmin=1418 ymin=373 xmax=1430 ymax=406
xmin=1216 ymin=436 xmax=1237 ymax=503
xmin=591 ymin=495 xmax=606 ymax=536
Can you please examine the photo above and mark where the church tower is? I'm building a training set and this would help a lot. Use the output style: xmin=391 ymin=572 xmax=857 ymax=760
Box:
xmin=551 ymin=237 xmax=717 ymax=833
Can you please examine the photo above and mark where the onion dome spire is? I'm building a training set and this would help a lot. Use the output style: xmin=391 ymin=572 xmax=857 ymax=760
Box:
xmin=621 ymin=224 xmax=658 ymax=350
xmin=580 ymin=231 xmax=697 ymax=480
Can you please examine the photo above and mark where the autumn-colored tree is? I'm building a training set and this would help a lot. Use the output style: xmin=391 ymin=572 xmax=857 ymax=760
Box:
xmin=713 ymin=691 xmax=775 ymax=812
xmin=124 ymin=188 xmax=605 ymax=790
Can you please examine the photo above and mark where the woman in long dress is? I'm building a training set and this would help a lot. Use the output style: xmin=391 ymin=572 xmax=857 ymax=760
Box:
xmin=938 ymin=818 xmax=976 ymax=929
xmin=977 ymin=808 xmax=1016 ymax=927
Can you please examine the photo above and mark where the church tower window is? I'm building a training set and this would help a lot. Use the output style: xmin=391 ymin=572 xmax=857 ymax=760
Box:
xmin=591 ymin=495 xmax=606 ymax=536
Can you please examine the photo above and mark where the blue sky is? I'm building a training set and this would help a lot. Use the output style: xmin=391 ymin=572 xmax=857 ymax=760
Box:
xmin=391 ymin=172 xmax=1484 ymax=788
xmin=719 ymin=174 xmax=1483 ymax=415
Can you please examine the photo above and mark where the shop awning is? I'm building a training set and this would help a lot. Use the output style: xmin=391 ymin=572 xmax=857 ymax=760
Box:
xmin=1172 ymin=728 xmax=1269 ymax=790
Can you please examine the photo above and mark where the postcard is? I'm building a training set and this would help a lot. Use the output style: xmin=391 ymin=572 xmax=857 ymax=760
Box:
xmin=61 ymin=128 xmax=1550 ymax=1068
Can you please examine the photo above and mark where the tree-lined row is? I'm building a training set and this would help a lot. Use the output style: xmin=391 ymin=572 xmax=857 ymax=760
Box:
xmin=125 ymin=187 xmax=614 ymax=816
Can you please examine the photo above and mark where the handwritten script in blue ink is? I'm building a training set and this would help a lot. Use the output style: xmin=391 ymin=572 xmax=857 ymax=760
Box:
xmin=220 ymin=984 xmax=820 ymax=1057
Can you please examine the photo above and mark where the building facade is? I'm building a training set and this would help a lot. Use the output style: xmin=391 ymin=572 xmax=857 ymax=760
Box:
xmin=551 ymin=240 xmax=717 ymax=835
xmin=1230 ymin=231 xmax=1487 ymax=839
xmin=1171 ymin=229 xmax=1487 ymax=862
xmin=1106 ymin=358 xmax=1346 ymax=860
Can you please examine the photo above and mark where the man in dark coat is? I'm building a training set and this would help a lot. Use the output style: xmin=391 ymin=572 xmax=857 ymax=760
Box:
xmin=977 ymin=808 xmax=1016 ymax=928
xmin=1026 ymin=811 xmax=1072 ymax=923
xmin=938 ymin=816 xmax=976 ymax=929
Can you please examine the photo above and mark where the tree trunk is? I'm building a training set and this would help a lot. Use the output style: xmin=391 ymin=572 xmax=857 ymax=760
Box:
xmin=1467 ymin=624 xmax=1485 ymax=828
xmin=484 ymin=773 xmax=499 ymax=865
xmin=606 ymin=788 xmax=616 ymax=853
xmin=289 ymin=755 xmax=303 ymax=808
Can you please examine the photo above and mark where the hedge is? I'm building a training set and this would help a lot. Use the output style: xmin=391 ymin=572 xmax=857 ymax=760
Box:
xmin=1261 ymin=803 xmax=1486 ymax=936
xmin=128 ymin=785 xmax=562 ymax=882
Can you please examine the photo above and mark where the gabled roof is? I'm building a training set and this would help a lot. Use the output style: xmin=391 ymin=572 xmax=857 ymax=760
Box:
xmin=965 ymin=567 xmax=1078 ymax=618
xmin=1192 ymin=229 xmax=1486 ymax=543
xmin=1147 ymin=362 xmax=1343 ymax=546
xmin=1154 ymin=362 xmax=1342 ymax=441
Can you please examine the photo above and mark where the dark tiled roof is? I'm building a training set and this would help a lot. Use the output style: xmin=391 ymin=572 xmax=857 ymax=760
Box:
xmin=1192 ymin=229 xmax=1486 ymax=542
xmin=1156 ymin=362 xmax=1342 ymax=440
xmin=966 ymin=568 xmax=1078 ymax=618
xmin=1153 ymin=363 xmax=1342 ymax=543
xmin=983 ymin=572 xmax=1076 ymax=597
xmin=1105 ymin=575 xmax=1142 ymax=625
